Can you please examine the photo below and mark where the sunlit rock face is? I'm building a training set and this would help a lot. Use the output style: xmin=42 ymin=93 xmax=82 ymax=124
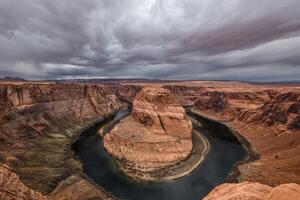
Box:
xmin=104 ymin=87 xmax=193 ymax=173
xmin=203 ymin=182 xmax=300 ymax=200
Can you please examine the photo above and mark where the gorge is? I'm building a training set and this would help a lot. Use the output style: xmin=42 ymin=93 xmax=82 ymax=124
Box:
xmin=72 ymin=105 xmax=246 ymax=200
xmin=0 ymin=80 xmax=299 ymax=200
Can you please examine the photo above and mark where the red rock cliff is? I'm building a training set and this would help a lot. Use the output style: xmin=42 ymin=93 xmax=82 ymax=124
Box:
xmin=170 ymin=82 xmax=300 ymax=186
xmin=0 ymin=83 xmax=126 ymax=197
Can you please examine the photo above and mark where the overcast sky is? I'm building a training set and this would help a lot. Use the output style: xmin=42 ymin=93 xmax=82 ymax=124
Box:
xmin=0 ymin=0 xmax=300 ymax=81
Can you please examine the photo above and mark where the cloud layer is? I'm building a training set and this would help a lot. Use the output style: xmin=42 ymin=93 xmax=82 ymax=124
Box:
xmin=0 ymin=0 xmax=300 ymax=81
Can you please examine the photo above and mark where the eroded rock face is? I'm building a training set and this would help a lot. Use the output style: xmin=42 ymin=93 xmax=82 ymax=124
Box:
xmin=203 ymin=182 xmax=300 ymax=200
xmin=194 ymin=91 xmax=228 ymax=112
xmin=0 ymin=164 xmax=47 ymax=200
xmin=163 ymin=85 xmax=205 ymax=106
xmin=163 ymin=82 xmax=300 ymax=186
xmin=183 ymin=83 xmax=300 ymax=186
xmin=289 ymin=114 xmax=300 ymax=129
xmin=255 ymin=92 xmax=300 ymax=127
xmin=104 ymin=87 xmax=193 ymax=178
xmin=105 ymin=84 xmax=142 ymax=103
xmin=0 ymin=83 xmax=126 ymax=198
xmin=0 ymin=164 xmax=116 ymax=200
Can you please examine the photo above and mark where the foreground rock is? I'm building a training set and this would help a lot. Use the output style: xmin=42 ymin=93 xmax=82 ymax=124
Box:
xmin=203 ymin=182 xmax=300 ymax=200
xmin=0 ymin=164 xmax=47 ymax=200
xmin=0 ymin=164 xmax=116 ymax=200
xmin=104 ymin=87 xmax=194 ymax=180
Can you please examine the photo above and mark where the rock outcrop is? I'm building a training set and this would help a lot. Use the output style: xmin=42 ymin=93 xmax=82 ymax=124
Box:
xmin=194 ymin=91 xmax=228 ymax=112
xmin=105 ymin=84 xmax=142 ymax=103
xmin=0 ymin=164 xmax=47 ymax=200
xmin=247 ymin=92 xmax=300 ymax=127
xmin=203 ymin=182 xmax=300 ymax=200
xmin=0 ymin=164 xmax=116 ymax=200
xmin=104 ymin=87 xmax=193 ymax=180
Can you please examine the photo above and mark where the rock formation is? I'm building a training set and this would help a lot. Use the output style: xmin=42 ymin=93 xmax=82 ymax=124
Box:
xmin=203 ymin=182 xmax=300 ymax=200
xmin=171 ymin=82 xmax=300 ymax=186
xmin=194 ymin=91 xmax=228 ymax=112
xmin=105 ymin=84 xmax=142 ymax=103
xmin=245 ymin=92 xmax=300 ymax=127
xmin=0 ymin=83 xmax=125 ymax=199
xmin=0 ymin=164 xmax=117 ymax=200
xmin=0 ymin=164 xmax=47 ymax=200
xmin=104 ymin=87 xmax=193 ymax=180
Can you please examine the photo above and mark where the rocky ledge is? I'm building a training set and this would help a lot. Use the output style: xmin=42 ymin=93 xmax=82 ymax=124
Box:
xmin=104 ymin=87 xmax=208 ymax=181
xmin=203 ymin=182 xmax=300 ymax=200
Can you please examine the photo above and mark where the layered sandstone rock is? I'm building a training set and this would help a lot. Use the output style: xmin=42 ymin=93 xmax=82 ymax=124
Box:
xmin=104 ymin=87 xmax=193 ymax=179
xmin=238 ymin=92 xmax=300 ymax=127
xmin=163 ymin=85 xmax=205 ymax=106
xmin=0 ymin=164 xmax=116 ymax=200
xmin=194 ymin=91 xmax=228 ymax=112
xmin=0 ymin=164 xmax=47 ymax=200
xmin=166 ymin=82 xmax=300 ymax=186
xmin=203 ymin=182 xmax=300 ymax=200
xmin=48 ymin=175 xmax=116 ymax=200
xmin=105 ymin=84 xmax=142 ymax=103
xmin=0 ymin=83 xmax=125 ymax=199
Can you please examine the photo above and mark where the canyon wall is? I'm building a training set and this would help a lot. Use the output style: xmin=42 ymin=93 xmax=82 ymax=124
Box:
xmin=164 ymin=82 xmax=300 ymax=186
xmin=104 ymin=84 xmax=142 ymax=103
xmin=0 ymin=83 xmax=128 ymax=199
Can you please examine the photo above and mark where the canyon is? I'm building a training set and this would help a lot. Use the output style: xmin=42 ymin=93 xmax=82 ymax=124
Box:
xmin=0 ymin=80 xmax=299 ymax=199
xmin=0 ymin=82 xmax=139 ymax=199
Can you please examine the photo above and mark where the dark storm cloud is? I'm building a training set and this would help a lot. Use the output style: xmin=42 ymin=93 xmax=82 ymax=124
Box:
xmin=0 ymin=0 xmax=300 ymax=81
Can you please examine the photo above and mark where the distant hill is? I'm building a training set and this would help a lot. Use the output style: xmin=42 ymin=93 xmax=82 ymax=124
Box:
xmin=0 ymin=77 xmax=27 ymax=82
xmin=51 ymin=78 xmax=182 ymax=85
xmin=248 ymin=80 xmax=300 ymax=86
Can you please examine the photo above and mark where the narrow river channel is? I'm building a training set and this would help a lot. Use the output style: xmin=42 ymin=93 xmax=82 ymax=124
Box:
xmin=72 ymin=108 xmax=247 ymax=200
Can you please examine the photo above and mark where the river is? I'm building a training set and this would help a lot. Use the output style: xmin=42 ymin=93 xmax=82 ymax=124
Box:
xmin=72 ymin=108 xmax=247 ymax=200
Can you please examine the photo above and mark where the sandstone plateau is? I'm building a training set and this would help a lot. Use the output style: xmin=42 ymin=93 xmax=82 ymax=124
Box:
xmin=104 ymin=87 xmax=194 ymax=180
